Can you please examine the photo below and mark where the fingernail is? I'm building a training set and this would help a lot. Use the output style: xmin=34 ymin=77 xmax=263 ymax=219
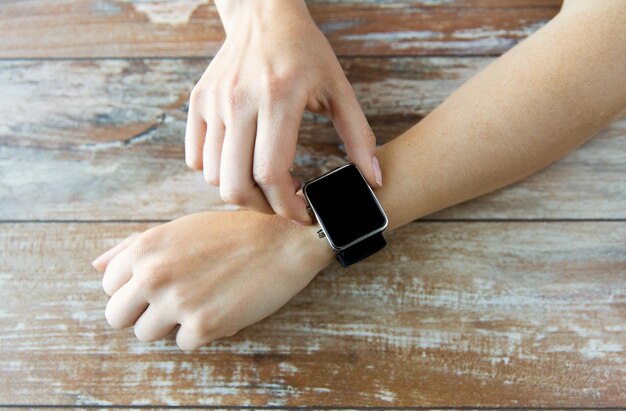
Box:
xmin=291 ymin=219 xmax=307 ymax=226
xmin=372 ymin=156 xmax=383 ymax=187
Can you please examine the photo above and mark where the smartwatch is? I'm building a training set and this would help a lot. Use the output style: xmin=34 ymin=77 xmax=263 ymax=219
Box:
xmin=303 ymin=163 xmax=388 ymax=267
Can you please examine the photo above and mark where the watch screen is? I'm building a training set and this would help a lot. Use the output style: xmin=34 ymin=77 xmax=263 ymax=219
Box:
xmin=304 ymin=164 xmax=387 ymax=249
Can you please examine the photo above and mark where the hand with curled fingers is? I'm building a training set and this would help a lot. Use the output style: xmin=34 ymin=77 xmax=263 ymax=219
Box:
xmin=185 ymin=0 xmax=382 ymax=224
xmin=91 ymin=211 xmax=334 ymax=351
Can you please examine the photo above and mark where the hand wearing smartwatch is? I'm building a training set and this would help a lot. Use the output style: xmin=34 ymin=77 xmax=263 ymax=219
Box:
xmin=95 ymin=0 xmax=625 ymax=350
xmin=303 ymin=163 xmax=388 ymax=267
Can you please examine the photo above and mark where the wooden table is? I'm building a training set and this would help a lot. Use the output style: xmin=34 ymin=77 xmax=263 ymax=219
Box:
xmin=1 ymin=0 xmax=625 ymax=408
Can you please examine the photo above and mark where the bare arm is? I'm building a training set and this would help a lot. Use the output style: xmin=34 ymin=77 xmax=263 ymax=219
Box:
xmin=95 ymin=0 xmax=626 ymax=350
xmin=376 ymin=0 xmax=626 ymax=231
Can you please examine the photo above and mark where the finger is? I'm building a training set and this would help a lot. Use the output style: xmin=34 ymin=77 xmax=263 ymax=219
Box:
xmin=134 ymin=303 xmax=179 ymax=342
xmin=220 ymin=114 xmax=274 ymax=214
xmin=176 ymin=323 xmax=203 ymax=352
xmin=184 ymin=100 xmax=207 ymax=170
xmin=328 ymin=81 xmax=382 ymax=188
xmin=254 ymin=102 xmax=311 ymax=223
xmin=292 ymin=175 xmax=302 ymax=193
xmin=105 ymin=280 xmax=149 ymax=329
xmin=92 ymin=232 xmax=139 ymax=273
xmin=176 ymin=319 xmax=219 ymax=352
xmin=202 ymin=113 xmax=226 ymax=186
xmin=101 ymin=244 xmax=134 ymax=296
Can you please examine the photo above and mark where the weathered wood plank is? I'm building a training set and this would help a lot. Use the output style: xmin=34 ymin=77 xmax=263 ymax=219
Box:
xmin=0 ymin=0 xmax=560 ymax=58
xmin=0 ymin=221 xmax=624 ymax=406
xmin=1 ymin=58 xmax=624 ymax=221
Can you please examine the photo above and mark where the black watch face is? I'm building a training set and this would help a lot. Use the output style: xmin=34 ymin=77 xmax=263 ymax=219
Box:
xmin=303 ymin=164 xmax=387 ymax=249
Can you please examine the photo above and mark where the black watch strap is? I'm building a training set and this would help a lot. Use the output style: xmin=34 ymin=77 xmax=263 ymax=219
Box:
xmin=336 ymin=232 xmax=387 ymax=267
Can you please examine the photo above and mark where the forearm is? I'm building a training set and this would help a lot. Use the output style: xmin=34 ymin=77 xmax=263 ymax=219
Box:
xmin=214 ymin=0 xmax=312 ymax=35
xmin=375 ymin=0 xmax=626 ymax=231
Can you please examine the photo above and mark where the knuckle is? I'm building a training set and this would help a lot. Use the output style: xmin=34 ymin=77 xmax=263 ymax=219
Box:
xmin=271 ymin=202 xmax=302 ymax=221
xmin=134 ymin=325 xmax=155 ymax=343
xmin=193 ymin=309 xmax=224 ymax=337
xmin=101 ymin=276 xmax=115 ymax=297
xmin=263 ymin=73 xmax=291 ymax=102
xmin=360 ymin=121 xmax=375 ymax=143
xmin=224 ymin=77 xmax=247 ymax=107
xmin=335 ymin=79 xmax=355 ymax=98
xmin=225 ymin=75 xmax=241 ymax=92
xmin=349 ymin=122 xmax=375 ymax=153
xmin=177 ymin=312 xmax=222 ymax=351
xmin=324 ymin=80 xmax=346 ymax=105
xmin=105 ymin=304 xmax=125 ymax=330
xmin=170 ymin=286 xmax=193 ymax=312
xmin=205 ymin=176 xmax=220 ymax=187
xmin=252 ymin=164 xmax=278 ymax=187
xmin=326 ymin=81 xmax=355 ymax=119
xmin=220 ymin=186 xmax=248 ymax=206
xmin=133 ymin=258 xmax=171 ymax=296
xmin=177 ymin=334 xmax=200 ymax=352
xmin=178 ymin=343 xmax=198 ymax=352
xmin=133 ymin=227 xmax=162 ymax=258
xmin=274 ymin=206 xmax=298 ymax=221
xmin=203 ymin=170 xmax=219 ymax=186
xmin=185 ymin=145 xmax=202 ymax=170
xmin=185 ymin=152 xmax=202 ymax=171
xmin=189 ymin=85 xmax=205 ymax=107
xmin=224 ymin=328 xmax=239 ymax=338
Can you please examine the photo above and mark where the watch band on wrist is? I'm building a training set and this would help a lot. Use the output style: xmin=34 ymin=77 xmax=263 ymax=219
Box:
xmin=336 ymin=231 xmax=387 ymax=267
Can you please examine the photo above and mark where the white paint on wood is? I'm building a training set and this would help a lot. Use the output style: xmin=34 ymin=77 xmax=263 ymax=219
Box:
xmin=452 ymin=22 xmax=546 ymax=40
xmin=278 ymin=362 xmax=299 ymax=375
xmin=580 ymin=340 xmax=623 ymax=359
xmin=121 ymin=0 xmax=209 ymax=25
xmin=342 ymin=30 xmax=445 ymax=41
xmin=375 ymin=389 xmax=398 ymax=402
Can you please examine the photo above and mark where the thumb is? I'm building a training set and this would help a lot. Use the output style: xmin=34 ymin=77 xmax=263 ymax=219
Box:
xmin=329 ymin=83 xmax=382 ymax=188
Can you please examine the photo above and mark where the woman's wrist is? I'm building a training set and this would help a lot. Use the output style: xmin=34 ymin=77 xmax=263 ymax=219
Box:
xmin=284 ymin=217 xmax=336 ymax=268
xmin=214 ymin=0 xmax=312 ymax=36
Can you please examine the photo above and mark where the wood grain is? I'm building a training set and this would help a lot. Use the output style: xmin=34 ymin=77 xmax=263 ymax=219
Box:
xmin=2 ymin=2 xmax=625 ymax=408
xmin=1 ymin=58 xmax=625 ymax=221
xmin=0 ymin=0 xmax=560 ymax=58
xmin=0 ymin=221 xmax=624 ymax=406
